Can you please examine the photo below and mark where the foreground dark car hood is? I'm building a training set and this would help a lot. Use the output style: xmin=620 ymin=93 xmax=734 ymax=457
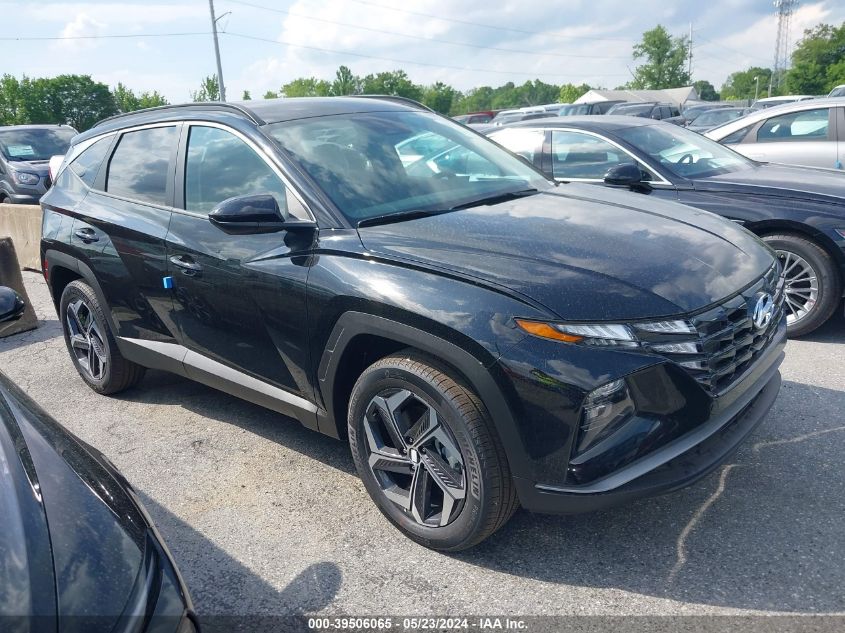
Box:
xmin=358 ymin=185 xmax=774 ymax=320
xmin=696 ymin=164 xmax=845 ymax=207
xmin=0 ymin=372 xmax=145 ymax=632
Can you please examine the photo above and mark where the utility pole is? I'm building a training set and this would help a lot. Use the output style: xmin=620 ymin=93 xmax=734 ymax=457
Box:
xmin=688 ymin=22 xmax=693 ymax=82
xmin=208 ymin=0 xmax=226 ymax=102
xmin=754 ymin=75 xmax=760 ymax=101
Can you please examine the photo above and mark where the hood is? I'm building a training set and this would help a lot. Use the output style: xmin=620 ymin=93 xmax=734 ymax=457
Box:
xmin=696 ymin=163 xmax=845 ymax=207
xmin=0 ymin=373 xmax=146 ymax=633
xmin=358 ymin=184 xmax=774 ymax=321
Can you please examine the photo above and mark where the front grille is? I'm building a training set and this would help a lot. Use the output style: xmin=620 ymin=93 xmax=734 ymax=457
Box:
xmin=637 ymin=264 xmax=784 ymax=396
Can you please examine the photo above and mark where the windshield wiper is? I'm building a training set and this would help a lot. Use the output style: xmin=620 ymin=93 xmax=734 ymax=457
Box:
xmin=450 ymin=188 xmax=539 ymax=210
xmin=357 ymin=208 xmax=458 ymax=228
xmin=357 ymin=189 xmax=540 ymax=228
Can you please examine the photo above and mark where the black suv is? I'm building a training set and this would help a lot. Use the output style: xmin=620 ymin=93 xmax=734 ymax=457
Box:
xmin=40 ymin=97 xmax=786 ymax=550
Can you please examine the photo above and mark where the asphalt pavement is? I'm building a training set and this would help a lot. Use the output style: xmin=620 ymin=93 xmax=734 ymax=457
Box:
xmin=2 ymin=271 xmax=844 ymax=624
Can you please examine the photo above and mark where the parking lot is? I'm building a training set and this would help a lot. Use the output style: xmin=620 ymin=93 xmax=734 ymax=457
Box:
xmin=2 ymin=271 xmax=844 ymax=623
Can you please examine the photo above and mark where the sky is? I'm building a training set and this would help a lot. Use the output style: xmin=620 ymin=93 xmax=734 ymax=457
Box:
xmin=2 ymin=0 xmax=844 ymax=102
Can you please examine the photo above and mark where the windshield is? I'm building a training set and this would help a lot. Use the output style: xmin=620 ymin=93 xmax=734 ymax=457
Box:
xmin=267 ymin=111 xmax=550 ymax=223
xmin=559 ymin=104 xmax=590 ymax=116
xmin=615 ymin=123 xmax=754 ymax=178
xmin=609 ymin=104 xmax=652 ymax=116
xmin=693 ymin=109 xmax=743 ymax=126
xmin=0 ymin=128 xmax=75 ymax=161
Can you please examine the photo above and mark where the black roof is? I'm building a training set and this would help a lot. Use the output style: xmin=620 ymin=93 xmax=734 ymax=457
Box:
xmin=92 ymin=96 xmax=426 ymax=130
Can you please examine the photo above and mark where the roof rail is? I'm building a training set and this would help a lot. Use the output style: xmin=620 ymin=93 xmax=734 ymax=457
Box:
xmin=94 ymin=102 xmax=265 ymax=128
xmin=351 ymin=95 xmax=433 ymax=112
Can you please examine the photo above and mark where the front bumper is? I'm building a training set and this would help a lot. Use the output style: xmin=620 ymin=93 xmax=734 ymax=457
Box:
xmin=513 ymin=336 xmax=784 ymax=514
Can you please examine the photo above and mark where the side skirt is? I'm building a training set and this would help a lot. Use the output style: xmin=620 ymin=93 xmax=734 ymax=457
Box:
xmin=117 ymin=337 xmax=321 ymax=431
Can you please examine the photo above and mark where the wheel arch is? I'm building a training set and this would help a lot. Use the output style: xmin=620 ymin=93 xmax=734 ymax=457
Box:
xmin=316 ymin=312 xmax=531 ymax=479
xmin=44 ymin=249 xmax=121 ymax=333
xmin=745 ymin=218 xmax=845 ymax=283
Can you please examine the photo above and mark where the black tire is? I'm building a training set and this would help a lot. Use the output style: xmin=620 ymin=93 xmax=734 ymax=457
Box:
xmin=348 ymin=351 xmax=518 ymax=551
xmin=762 ymin=233 xmax=841 ymax=337
xmin=59 ymin=280 xmax=145 ymax=394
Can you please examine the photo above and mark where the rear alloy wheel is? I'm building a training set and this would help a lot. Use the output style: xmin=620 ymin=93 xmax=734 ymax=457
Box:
xmin=348 ymin=352 xmax=518 ymax=551
xmin=60 ymin=280 xmax=145 ymax=394
xmin=763 ymin=234 xmax=841 ymax=337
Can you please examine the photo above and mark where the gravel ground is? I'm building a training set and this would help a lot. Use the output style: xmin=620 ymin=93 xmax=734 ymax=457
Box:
xmin=2 ymin=271 xmax=844 ymax=625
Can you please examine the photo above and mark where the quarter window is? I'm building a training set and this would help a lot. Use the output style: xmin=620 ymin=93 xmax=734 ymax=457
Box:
xmin=551 ymin=131 xmax=630 ymax=180
xmin=756 ymin=108 xmax=830 ymax=142
xmin=185 ymin=126 xmax=291 ymax=214
xmin=106 ymin=126 xmax=176 ymax=205
xmin=69 ymin=136 xmax=112 ymax=187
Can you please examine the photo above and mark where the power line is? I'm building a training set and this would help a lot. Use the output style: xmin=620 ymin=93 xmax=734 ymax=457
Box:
xmin=225 ymin=0 xmax=632 ymax=60
xmin=693 ymin=32 xmax=772 ymax=65
xmin=324 ymin=0 xmax=632 ymax=44
xmin=223 ymin=31 xmax=631 ymax=80
xmin=0 ymin=32 xmax=210 ymax=41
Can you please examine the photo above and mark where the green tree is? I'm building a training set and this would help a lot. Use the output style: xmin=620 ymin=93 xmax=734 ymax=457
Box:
xmin=785 ymin=22 xmax=845 ymax=94
xmin=264 ymin=90 xmax=280 ymax=99
xmin=453 ymin=86 xmax=494 ymax=114
xmin=25 ymin=75 xmax=117 ymax=131
xmin=281 ymin=77 xmax=332 ymax=98
xmin=191 ymin=75 xmax=220 ymax=102
xmin=421 ymin=82 xmax=459 ymax=114
xmin=360 ymin=70 xmax=422 ymax=101
xmin=629 ymin=25 xmax=690 ymax=89
xmin=559 ymin=82 xmax=591 ymax=103
xmin=113 ymin=82 xmax=140 ymax=113
xmin=693 ymin=79 xmax=719 ymax=101
xmin=242 ymin=90 xmax=252 ymax=100
xmin=331 ymin=65 xmax=360 ymax=96
xmin=720 ymin=67 xmax=771 ymax=100
xmin=0 ymin=74 xmax=26 ymax=124
xmin=137 ymin=91 xmax=168 ymax=109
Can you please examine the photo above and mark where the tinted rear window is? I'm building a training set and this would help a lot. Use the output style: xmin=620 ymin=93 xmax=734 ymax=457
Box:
xmin=106 ymin=126 xmax=176 ymax=205
xmin=69 ymin=136 xmax=113 ymax=187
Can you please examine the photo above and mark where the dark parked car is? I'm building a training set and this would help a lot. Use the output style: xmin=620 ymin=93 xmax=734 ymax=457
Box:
xmin=0 ymin=288 xmax=197 ymax=632
xmin=606 ymin=101 xmax=681 ymax=120
xmin=41 ymin=97 xmax=785 ymax=550
xmin=0 ymin=125 xmax=77 ymax=204
xmin=488 ymin=116 xmax=844 ymax=335
xmin=685 ymin=107 xmax=746 ymax=133
xmin=453 ymin=111 xmax=497 ymax=124
xmin=558 ymin=100 xmax=625 ymax=116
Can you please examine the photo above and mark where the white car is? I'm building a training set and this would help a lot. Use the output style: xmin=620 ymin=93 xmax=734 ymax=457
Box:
xmin=705 ymin=97 xmax=844 ymax=170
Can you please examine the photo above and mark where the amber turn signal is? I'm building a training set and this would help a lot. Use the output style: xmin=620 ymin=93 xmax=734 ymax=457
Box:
xmin=515 ymin=319 xmax=584 ymax=343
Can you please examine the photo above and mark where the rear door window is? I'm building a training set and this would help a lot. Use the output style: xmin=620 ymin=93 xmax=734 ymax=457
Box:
xmin=106 ymin=126 xmax=177 ymax=205
xmin=756 ymin=108 xmax=830 ymax=142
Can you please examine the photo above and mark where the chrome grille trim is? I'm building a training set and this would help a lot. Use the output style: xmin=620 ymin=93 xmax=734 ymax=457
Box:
xmin=640 ymin=263 xmax=783 ymax=396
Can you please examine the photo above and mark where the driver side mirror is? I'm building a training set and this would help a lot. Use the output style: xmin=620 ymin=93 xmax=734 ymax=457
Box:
xmin=208 ymin=194 xmax=315 ymax=234
xmin=0 ymin=286 xmax=26 ymax=323
xmin=604 ymin=163 xmax=646 ymax=187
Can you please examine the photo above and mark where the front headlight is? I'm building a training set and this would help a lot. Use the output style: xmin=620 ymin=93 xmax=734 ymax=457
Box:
xmin=13 ymin=171 xmax=39 ymax=185
xmin=515 ymin=318 xmax=696 ymax=347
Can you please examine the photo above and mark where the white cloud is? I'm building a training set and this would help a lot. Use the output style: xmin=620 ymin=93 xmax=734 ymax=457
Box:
xmin=57 ymin=12 xmax=105 ymax=50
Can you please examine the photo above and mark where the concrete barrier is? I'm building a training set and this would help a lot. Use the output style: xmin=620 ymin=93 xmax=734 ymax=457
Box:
xmin=0 ymin=237 xmax=38 ymax=337
xmin=0 ymin=204 xmax=42 ymax=271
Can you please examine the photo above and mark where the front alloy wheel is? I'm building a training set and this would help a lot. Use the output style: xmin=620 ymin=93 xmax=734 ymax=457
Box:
xmin=363 ymin=389 xmax=466 ymax=527
xmin=776 ymin=249 xmax=818 ymax=327
xmin=348 ymin=352 xmax=518 ymax=551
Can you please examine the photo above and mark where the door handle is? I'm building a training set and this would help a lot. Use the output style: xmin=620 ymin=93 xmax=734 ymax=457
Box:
xmin=73 ymin=228 xmax=99 ymax=243
xmin=169 ymin=255 xmax=203 ymax=276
